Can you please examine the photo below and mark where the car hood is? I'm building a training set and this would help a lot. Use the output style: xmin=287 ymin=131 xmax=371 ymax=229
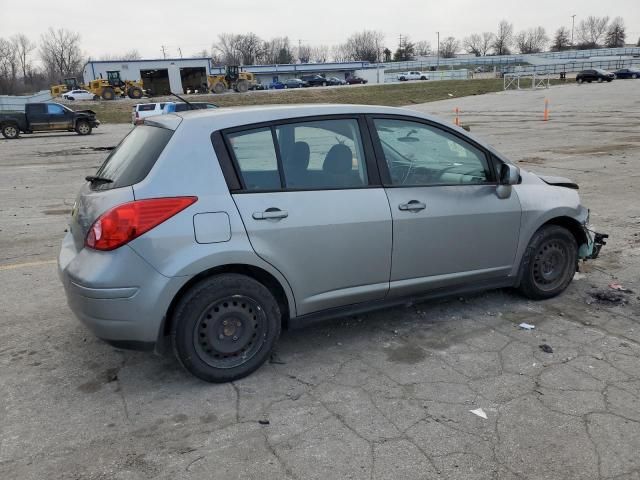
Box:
xmin=74 ymin=109 xmax=96 ymax=116
xmin=535 ymin=173 xmax=579 ymax=190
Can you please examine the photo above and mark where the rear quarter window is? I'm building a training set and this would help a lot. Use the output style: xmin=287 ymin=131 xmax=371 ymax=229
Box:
xmin=137 ymin=104 xmax=157 ymax=112
xmin=91 ymin=125 xmax=173 ymax=190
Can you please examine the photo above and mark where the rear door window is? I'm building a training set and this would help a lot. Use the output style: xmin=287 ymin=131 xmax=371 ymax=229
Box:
xmin=91 ymin=125 xmax=174 ymax=190
xmin=226 ymin=128 xmax=280 ymax=191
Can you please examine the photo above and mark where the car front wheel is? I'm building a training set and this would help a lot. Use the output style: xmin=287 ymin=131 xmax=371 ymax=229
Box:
xmin=518 ymin=225 xmax=578 ymax=300
xmin=172 ymin=274 xmax=281 ymax=383
xmin=1 ymin=124 xmax=19 ymax=139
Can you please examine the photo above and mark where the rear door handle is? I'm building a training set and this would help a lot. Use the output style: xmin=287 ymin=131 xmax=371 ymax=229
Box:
xmin=252 ymin=208 xmax=288 ymax=220
xmin=398 ymin=200 xmax=426 ymax=212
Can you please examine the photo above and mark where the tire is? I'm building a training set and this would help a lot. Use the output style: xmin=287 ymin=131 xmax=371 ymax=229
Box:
xmin=284 ymin=84 xmax=288 ymax=89
xmin=75 ymin=120 xmax=92 ymax=135
xmin=101 ymin=87 xmax=116 ymax=100
xmin=577 ymin=78 xmax=583 ymax=83
xmin=236 ymin=80 xmax=249 ymax=93
xmin=322 ymin=82 xmax=327 ymax=87
xmin=67 ymin=97 xmax=75 ymax=101
xmin=597 ymin=78 xmax=603 ymax=83
xmin=212 ymin=82 xmax=226 ymax=94
xmin=128 ymin=86 xmax=143 ymax=99
xmin=633 ymin=74 xmax=638 ymax=79
xmin=93 ymin=95 xmax=100 ymax=101
xmin=1 ymin=123 xmax=20 ymax=139
xmin=518 ymin=225 xmax=578 ymax=300
xmin=587 ymin=80 xmax=592 ymax=83
xmin=172 ymin=274 xmax=282 ymax=383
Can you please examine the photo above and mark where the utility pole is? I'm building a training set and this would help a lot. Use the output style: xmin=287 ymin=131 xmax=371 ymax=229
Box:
xmin=436 ymin=32 xmax=440 ymax=70
xmin=161 ymin=45 xmax=167 ymax=59
xmin=571 ymin=15 xmax=576 ymax=47
xmin=178 ymin=47 xmax=183 ymax=58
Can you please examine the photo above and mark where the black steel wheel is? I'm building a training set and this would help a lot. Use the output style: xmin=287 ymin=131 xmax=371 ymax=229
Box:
xmin=172 ymin=274 xmax=281 ymax=382
xmin=518 ymin=225 xmax=577 ymax=300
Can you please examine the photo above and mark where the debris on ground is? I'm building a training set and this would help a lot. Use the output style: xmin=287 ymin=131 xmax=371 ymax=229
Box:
xmin=258 ymin=419 xmax=270 ymax=425
xmin=609 ymin=282 xmax=634 ymax=293
xmin=587 ymin=290 xmax=629 ymax=305
xmin=469 ymin=408 xmax=488 ymax=419
xmin=519 ymin=323 xmax=536 ymax=330
xmin=574 ymin=272 xmax=586 ymax=280
xmin=539 ymin=344 xmax=554 ymax=354
xmin=269 ymin=353 xmax=286 ymax=365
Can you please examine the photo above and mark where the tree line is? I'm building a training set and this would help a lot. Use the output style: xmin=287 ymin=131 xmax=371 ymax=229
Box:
xmin=1 ymin=17 xmax=637 ymax=95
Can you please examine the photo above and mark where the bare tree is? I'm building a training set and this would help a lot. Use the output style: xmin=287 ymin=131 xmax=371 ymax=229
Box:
xmin=39 ymin=28 xmax=83 ymax=80
xmin=515 ymin=27 xmax=548 ymax=54
xmin=493 ymin=20 xmax=514 ymax=55
xmin=551 ymin=26 xmax=571 ymax=51
xmin=310 ymin=45 xmax=329 ymax=63
xmin=11 ymin=34 xmax=35 ymax=80
xmin=331 ymin=44 xmax=350 ymax=62
xmin=414 ymin=40 xmax=432 ymax=56
xmin=394 ymin=35 xmax=415 ymax=61
xmin=297 ymin=44 xmax=312 ymax=63
xmin=99 ymin=50 xmax=141 ymax=61
xmin=439 ymin=37 xmax=459 ymax=58
xmin=577 ymin=16 xmax=609 ymax=48
xmin=605 ymin=17 xmax=626 ymax=48
xmin=263 ymin=37 xmax=294 ymax=64
xmin=342 ymin=30 xmax=385 ymax=62
xmin=464 ymin=33 xmax=483 ymax=56
xmin=0 ymin=37 xmax=19 ymax=94
xmin=214 ymin=33 xmax=242 ymax=65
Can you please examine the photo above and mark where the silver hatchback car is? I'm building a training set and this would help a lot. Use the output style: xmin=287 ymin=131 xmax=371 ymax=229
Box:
xmin=58 ymin=105 xmax=606 ymax=382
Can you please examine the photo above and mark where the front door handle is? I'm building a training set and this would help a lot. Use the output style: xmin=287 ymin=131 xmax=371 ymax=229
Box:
xmin=252 ymin=208 xmax=288 ymax=220
xmin=398 ymin=200 xmax=426 ymax=212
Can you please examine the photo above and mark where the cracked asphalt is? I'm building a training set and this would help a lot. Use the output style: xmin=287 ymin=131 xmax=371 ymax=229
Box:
xmin=1 ymin=80 xmax=639 ymax=479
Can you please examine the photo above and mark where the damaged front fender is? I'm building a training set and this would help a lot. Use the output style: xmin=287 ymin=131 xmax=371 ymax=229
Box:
xmin=579 ymin=226 xmax=608 ymax=260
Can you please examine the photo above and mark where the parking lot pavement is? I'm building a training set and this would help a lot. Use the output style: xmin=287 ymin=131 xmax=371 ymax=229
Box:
xmin=1 ymin=81 xmax=639 ymax=480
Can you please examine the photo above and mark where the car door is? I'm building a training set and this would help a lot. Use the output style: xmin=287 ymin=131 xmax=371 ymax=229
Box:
xmin=47 ymin=103 xmax=73 ymax=130
xmin=25 ymin=104 xmax=50 ymax=130
xmin=368 ymin=115 xmax=522 ymax=298
xmin=224 ymin=116 xmax=393 ymax=316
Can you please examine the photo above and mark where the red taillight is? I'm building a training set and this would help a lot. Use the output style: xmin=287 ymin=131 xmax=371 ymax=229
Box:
xmin=85 ymin=197 xmax=197 ymax=251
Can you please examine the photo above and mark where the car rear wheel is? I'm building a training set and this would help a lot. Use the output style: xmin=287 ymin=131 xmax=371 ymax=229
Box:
xmin=577 ymin=78 xmax=583 ymax=83
xmin=1 ymin=124 xmax=19 ymax=139
xmin=597 ymin=78 xmax=603 ymax=83
xmin=518 ymin=225 xmax=577 ymax=300
xmin=75 ymin=120 xmax=92 ymax=135
xmin=172 ymin=274 xmax=281 ymax=383
xmin=633 ymin=74 xmax=638 ymax=79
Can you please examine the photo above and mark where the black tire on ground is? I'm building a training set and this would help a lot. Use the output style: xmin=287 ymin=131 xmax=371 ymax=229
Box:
xmin=128 ymin=87 xmax=143 ymax=99
xmin=236 ymin=80 xmax=249 ymax=93
xmin=102 ymin=87 xmax=116 ymax=100
xmin=1 ymin=123 xmax=19 ymax=139
xmin=93 ymin=95 xmax=100 ymax=100
xmin=212 ymin=82 xmax=226 ymax=94
xmin=518 ymin=225 xmax=578 ymax=300
xmin=587 ymin=80 xmax=592 ymax=83
xmin=172 ymin=274 xmax=282 ymax=383
xmin=75 ymin=120 xmax=92 ymax=135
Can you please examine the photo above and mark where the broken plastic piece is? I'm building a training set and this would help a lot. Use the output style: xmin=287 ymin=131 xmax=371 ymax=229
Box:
xmin=519 ymin=323 xmax=535 ymax=330
xmin=609 ymin=283 xmax=633 ymax=293
xmin=539 ymin=344 xmax=553 ymax=354
xmin=469 ymin=408 xmax=487 ymax=419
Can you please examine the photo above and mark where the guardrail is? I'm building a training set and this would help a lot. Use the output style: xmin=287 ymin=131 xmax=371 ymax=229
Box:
xmin=504 ymin=58 xmax=640 ymax=75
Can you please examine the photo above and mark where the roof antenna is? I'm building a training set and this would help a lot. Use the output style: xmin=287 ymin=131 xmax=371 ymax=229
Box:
xmin=169 ymin=92 xmax=197 ymax=109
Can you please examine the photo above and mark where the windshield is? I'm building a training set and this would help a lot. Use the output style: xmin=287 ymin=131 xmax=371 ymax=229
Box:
xmin=91 ymin=125 xmax=174 ymax=190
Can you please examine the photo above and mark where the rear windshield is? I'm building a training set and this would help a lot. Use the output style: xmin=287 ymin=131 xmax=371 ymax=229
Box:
xmin=91 ymin=125 xmax=173 ymax=190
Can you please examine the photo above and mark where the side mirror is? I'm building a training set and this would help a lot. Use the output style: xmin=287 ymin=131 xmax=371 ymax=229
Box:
xmin=499 ymin=163 xmax=520 ymax=185
xmin=497 ymin=163 xmax=519 ymax=199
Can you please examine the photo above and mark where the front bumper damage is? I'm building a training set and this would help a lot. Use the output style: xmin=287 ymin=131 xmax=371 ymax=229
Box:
xmin=579 ymin=226 xmax=608 ymax=260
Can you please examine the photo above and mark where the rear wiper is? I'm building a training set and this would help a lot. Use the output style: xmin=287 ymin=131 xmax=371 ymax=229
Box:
xmin=85 ymin=175 xmax=113 ymax=184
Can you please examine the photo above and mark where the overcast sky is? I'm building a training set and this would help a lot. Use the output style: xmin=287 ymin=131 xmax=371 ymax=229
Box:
xmin=1 ymin=0 xmax=638 ymax=59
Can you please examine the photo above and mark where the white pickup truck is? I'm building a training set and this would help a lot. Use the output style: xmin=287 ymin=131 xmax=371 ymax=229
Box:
xmin=397 ymin=71 xmax=429 ymax=81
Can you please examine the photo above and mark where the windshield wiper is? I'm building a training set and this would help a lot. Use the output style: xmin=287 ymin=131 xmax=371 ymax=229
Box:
xmin=85 ymin=175 xmax=113 ymax=184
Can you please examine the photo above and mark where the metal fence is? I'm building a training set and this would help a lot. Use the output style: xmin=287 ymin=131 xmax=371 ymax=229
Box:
xmin=504 ymin=58 xmax=640 ymax=75
xmin=0 ymin=91 xmax=52 ymax=111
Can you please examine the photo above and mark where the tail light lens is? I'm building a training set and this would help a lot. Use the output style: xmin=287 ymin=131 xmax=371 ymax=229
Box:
xmin=85 ymin=197 xmax=197 ymax=251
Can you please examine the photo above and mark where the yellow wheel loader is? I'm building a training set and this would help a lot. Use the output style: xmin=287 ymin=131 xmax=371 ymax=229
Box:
xmin=207 ymin=66 xmax=255 ymax=94
xmin=88 ymin=71 xmax=144 ymax=100
xmin=50 ymin=78 xmax=80 ymax=97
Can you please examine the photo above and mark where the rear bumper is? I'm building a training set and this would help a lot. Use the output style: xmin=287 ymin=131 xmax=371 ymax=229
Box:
xmin=58 ymin=231 xmax=188 ymax=349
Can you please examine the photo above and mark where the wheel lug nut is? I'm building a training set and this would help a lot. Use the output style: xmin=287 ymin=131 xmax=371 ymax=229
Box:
xmin=232 ymin=336 xmax=238 ymax=341
xmin=223 ymin=320 xmax=228 ymax=326
xmin=236 ymin=321 xmax=241 ymax=327
xmin=218 ymin=334 xmax=224 ymax=340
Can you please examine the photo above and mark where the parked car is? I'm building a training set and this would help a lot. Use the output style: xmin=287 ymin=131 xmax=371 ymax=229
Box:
xmin=283 ymin=78 xmax=309 ymax=88
xmin=268 ymin=81 xmax=285 ymax=90
xmin=613 ymin=68 xmax=640 ymax=79
xmin=132 ymin=103 xmax=166 ymax=125
xmin=62 ymin=89 xmax=100 ymax=101
xmin=397 ymin=71 xmax=429 ymax=81
xmin=346 ymin=76 xmax=368 ymax=85
xmin=0 ymin=102 xmax=99 ymax=139
xmin=59 ymin=104 xmax=607 ymax=383
xmin=300 ymin=75 xmax=329 ymax=87
xmin=132 ymin=102 xmax=217 ymax=125
xmin=576 ymin=69 xmax=615 ymax=83
xmin=249 ymin=83 xmax=266 ymax=90
xmin=326 ymin=77 xmax=346 ymax=86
